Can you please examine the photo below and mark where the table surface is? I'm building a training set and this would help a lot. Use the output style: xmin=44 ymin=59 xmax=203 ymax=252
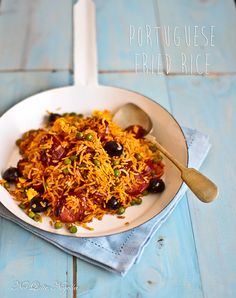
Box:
xmin=0 ymin=0 xmax=235 ymax=297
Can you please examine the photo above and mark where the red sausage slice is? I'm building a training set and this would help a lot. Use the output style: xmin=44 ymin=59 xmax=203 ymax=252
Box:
xmin=59 ymin=206 xmax=82 ymax=223
xmin=126 ymin=174 xmax=149 ymax=196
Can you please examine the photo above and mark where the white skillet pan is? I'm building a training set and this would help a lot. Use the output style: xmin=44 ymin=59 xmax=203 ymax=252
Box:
xmin=0 ymin=0 xmax=188 ymax=237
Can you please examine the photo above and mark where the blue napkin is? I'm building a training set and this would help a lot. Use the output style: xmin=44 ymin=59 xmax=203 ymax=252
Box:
xmin=0 ymin=127 xmax=210 ymax=275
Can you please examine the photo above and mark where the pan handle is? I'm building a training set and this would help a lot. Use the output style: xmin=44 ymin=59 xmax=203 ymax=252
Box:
xmin=73 ymin=0 xmax=98 ymax=86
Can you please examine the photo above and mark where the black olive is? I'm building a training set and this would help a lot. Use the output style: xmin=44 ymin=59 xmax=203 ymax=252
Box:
xmin=2 ymin=167 xmax=20 ymax=183
xmin=104 ymin=141 xmax=123 ymax=157
xmin=54 ymin=206 xmax=61 ymax=217
xmin=40 ymin=150 xmax=48 ymax=165
xmin=48 ymin=113 xmax=61 ymax=124
xmin=54 ymin=201 xmax=63 ymax=217
xmin=30 ymin=197 xmax=48 ymax=213
xmin=147 ymin=178 xmax=165 ymax=193
xmin=106 ymin=196 xmax=121 ymax=210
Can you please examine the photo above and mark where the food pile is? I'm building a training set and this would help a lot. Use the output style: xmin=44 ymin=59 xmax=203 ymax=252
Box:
xmin=1 ymin=110 xmax=165 ymax=232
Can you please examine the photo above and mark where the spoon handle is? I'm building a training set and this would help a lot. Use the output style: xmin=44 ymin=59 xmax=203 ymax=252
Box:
xmin=154 ymin=142 xmax=218 ymax=203
xmin=181 ymin=168 xmax=218 ymax=203
xmin=154 ymin=142 xmax=185 ymax=171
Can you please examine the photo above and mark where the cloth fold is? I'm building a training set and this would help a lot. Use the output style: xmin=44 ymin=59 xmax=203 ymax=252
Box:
xmin=0 ymin=127 xmax=210 ymax=275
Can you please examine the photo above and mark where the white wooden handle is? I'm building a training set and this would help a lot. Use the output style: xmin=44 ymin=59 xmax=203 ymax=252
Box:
xmin=73 ymin=0 xmax=98 ymax=86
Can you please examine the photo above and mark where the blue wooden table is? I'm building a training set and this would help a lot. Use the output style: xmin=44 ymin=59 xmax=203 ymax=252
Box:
xmin=0 ymin=0 xmax=236 ymax=297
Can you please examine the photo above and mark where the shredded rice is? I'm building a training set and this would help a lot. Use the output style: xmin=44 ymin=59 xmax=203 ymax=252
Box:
xmin=1 ymin=110 xmax=164 ymax=230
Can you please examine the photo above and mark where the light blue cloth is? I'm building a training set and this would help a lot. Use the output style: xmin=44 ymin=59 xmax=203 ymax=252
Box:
xmin=0 ymin=127 xmax=210 ymax=275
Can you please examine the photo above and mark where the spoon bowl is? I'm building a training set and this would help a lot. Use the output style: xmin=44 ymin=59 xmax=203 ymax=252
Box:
xmin=113 ymin=103 xmax=153 ymax=136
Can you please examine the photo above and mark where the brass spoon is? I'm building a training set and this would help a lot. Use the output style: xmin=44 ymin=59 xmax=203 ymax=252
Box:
xmin=113 ymin=103 xmax=218 ymax=203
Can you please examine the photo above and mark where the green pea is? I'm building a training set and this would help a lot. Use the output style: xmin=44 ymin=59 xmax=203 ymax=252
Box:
xmin=69 ymin=112 xmax=77 ymax=116
xmin=79 ymin=162 xmax=86 ymax=168
xmin=117 ymin=206 xmax=125 ymax=215
xmin=16 ymin=139 xmax=22 ymax=146
xmin=78 ymin=113 xmax=84 ymax=118
xmin=54 ymin=221 xmax=63 ymax=229
xmin=63 ymin=168 xmax=69 ymax=175
xmin=152 ymin=156 xmax=162 ymax=164
xmin=33 ymin=214 xmax=41 ymax=222
xmin=149 ymin=144 xmax=158 ymax=152
xmin=70 ymin=155 xmax=78 ymax=161
xmin=134 ymin=153 xmax=142 ymax=161
xmin=135 ymin=198 xmax=142 ymax=205
xmin=113 ymin=159 xmax=120 ymax=166
xmin=28 ymin=211 xmax=35 ymax=218
xmin=69 ymin=226 xmax=78 ymax=233
xmin=130 ymin=200 xmax=136 ymax=206
xmin=93 ymin=159 xmax=100 ymax=167
xmin=142 ymin=190 xmax=149 ymax=196
xmin=151 ymin=170 xmax=156 ymax=176
xmin=22 ymin=190 xmax=27 ymax=198
xmin=86 ymin=133 xmax=93 ymax=141
xmin=76 ymin=131 xmax=84 ymax=140
xmin=4 ymin=182 xmax=10 ymax=189
xmin=19 ymin=203 xmax=26 ymax=209
xmin=64 ymin=158 xmax=71 ymax=165
xmin=114 ymin=169 xmax=120 ymax=177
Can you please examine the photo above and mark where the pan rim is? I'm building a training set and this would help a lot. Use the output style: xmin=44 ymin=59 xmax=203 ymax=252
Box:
xmin=0 ymin=84 xmax=189 ymax=237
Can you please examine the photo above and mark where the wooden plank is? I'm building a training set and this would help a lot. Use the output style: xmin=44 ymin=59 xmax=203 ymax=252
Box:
xmin=0 ymin=219 xmax=74 ymax=298
xmin=0 ymin=0 xmax=164 ymax=72
xmin=156 ymin=0 xmax=236 ymax=74
xmin=76 ymin=73 xmax=203 ymax=297
xmin=1 ymin=0 xmax=235 ymax=74
xmin=89 ymin=0 xmax=163 ymax=72
xmin=77 ymin=199 xmax=203 ymax=298
xmin=0 ymin=71 xmax=71 ymax=115
xmin=0 ymin=71 xmax=74 ymax=298
xmin=167 ymin=75 xmax=236 ymax=297
xmin=0 ymin=0 xmax=72 ymax=70
xmin=97 ymin=73 xmax=170 ymax=110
